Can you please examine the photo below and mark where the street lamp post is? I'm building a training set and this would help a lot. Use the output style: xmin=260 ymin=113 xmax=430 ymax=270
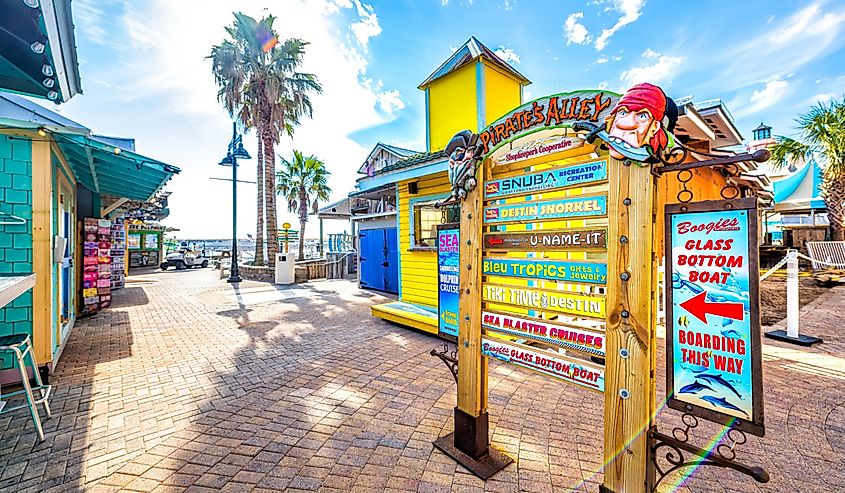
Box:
xmin=219 ymin=122 xmax=251 ymax=283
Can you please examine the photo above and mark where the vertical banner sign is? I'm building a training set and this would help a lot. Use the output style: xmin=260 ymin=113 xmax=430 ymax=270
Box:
xmin=665 ymin=198 xmax=764 ymax=436
xmin=437 ymin=224 xmax=460 ymax=339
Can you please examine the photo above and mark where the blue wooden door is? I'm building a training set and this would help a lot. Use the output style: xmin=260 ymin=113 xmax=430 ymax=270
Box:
xmin=359 ymin=229 xmax=385 ymax=291
xmin=383 ymin=228 xmax=398 ymax=294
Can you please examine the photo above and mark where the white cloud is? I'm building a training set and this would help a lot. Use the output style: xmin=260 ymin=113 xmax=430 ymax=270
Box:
xmin=69 ymin=0 xmax=406 ymax=239
xmin=375 ymin=89 xmax=405 ymax=113
xmin=641 ymin=48 xmax=659 ymax=58
xmin=715 ymin=3 xmax=845 ymax=89
xmin=504 ymin=0 xmax=516 ymax=10
xmin=595 ymin=0 xmax=646 ymax=51
xmin=72 ymin=0 xmax=111 ymax=45
xmin=620 ymin=49 xmax=685 ymax=86
xmin=811 ymin=92 xmax=837 ymax=104
xmin=494 ymin=47 xmax=521 ymax=64
xmin=767 ymin=3 xmax=845 ymax=45
xmin=564 ymin=12 xmax=592 ymax=45
xmin=350 ymin=0 xmax=381 ymax=49
xmin=613 ymin=54 xmax=623 ymax=61
xmin=596 ymin=57 xmax=608 ymax=64
xmin=750 ymin=79 xmax=788 ymax=103
xmin=734 ymin=78 xmax=790 ymax=117
xmin=598 ymin=81 xmax=608 ymax=89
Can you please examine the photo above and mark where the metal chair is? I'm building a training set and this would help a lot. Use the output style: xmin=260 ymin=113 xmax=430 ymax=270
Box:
xmin=0 ymin=334 xmax=52 ymax=441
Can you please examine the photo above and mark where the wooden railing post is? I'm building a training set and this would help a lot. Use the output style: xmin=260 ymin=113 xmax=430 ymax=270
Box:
xmin=602 ymin=157 xmax=658 ymax=492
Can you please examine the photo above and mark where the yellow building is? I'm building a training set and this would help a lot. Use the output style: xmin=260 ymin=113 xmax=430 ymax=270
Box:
xmin=350 ymin=37 xmax=768 ymax=335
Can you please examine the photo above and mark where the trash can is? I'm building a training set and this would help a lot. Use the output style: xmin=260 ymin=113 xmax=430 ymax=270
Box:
xmin=274 ymin=253 xmax=295 ymax=285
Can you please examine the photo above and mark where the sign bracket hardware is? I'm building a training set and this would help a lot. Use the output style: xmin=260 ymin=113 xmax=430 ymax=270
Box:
xmin=430 ymin=343 xmax=459 ymax=384
xmin=645 ymin=414 xmax=769 ymax=492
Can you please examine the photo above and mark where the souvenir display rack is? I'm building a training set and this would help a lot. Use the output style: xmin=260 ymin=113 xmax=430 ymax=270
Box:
xmin=110 ymin=218 xmax=126 ymax=290
xmin=82 ymin=218 xmax=112 ymax=315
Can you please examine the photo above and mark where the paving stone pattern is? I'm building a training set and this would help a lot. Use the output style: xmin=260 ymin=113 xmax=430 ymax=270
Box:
xmin=0 ymin=269 xmax=843 ymax=492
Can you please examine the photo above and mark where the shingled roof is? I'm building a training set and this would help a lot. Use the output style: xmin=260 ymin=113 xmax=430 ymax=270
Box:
xmin=418 ymin=37 xmax=530 ymax=89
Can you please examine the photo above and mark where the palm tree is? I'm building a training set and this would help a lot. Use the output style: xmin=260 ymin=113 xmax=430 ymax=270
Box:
xmin=277 ymin=151 xmax=332 ymax=260
xmin=769 ymin=97 xmax=845 ymax=240
xmin=209 ymin=13 xmax=321 ymax=264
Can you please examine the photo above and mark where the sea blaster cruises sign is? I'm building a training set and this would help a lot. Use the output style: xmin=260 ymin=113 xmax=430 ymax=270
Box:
xmin=484 ymin=159 xmax=607 ymax=199
xmin=484 ymin=229 xmax=607 ymax=251
xmin=481 ymin=336 xmax=605 ymax=391
xmin=493 ymin=135 xmax=585 ymax=166
xmin=437 ymin=224 xmax=460 ymax=339
xmin=478 ymin=89 xmax=620 ymax=157
xmin=665 ymin=198 xmax=764 ymax=436
xmin=482 ymin=311 xmax=606 ymax=356
xmin=482 ymin=258 xmax=607 ymax=284
xmin=484 ymin=195 xmax=607 ymax=224
xmin=483 ymin=284 xmax=606 ymax=319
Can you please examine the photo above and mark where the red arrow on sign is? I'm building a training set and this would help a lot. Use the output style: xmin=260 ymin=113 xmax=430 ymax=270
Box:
xmin=679 ymin=291 xmax=744 ymax=324
xmin=488 ymin=238 xmax=504 ymax=246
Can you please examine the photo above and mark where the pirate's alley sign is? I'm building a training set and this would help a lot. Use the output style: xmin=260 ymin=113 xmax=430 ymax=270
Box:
xmin=480 ymin=83 xmax=680 ymax=165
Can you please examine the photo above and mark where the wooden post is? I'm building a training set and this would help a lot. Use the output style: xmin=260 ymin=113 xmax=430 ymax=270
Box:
xmin=602 ymin=157 xmax=658 ymax=492
xmin=455 ymin=157 xmax=488 ymax=456
xmin=434 ymin=157 xmax=511 ymax=479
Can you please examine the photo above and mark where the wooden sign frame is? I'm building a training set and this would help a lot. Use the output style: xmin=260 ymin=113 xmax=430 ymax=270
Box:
xmin=664 ymin=198 xmax=765 ymax=437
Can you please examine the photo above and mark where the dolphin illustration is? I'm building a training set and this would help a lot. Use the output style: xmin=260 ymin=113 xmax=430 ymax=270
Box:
xmin=721 ymin=329 xmax=743 ymax=339
xmin=678 ymin=381 xmax=714 ymax=395
xmin=679 ymin=361 xmax=709 ymax=373
xmin=701 ymin=395 xmax=749 ymax=418
xmin=697 ymin=373 xmax=744 ymax=400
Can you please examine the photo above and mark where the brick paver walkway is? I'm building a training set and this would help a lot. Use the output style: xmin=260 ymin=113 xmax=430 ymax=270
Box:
xmin=0 ymin=269 xmax=843 ymax=492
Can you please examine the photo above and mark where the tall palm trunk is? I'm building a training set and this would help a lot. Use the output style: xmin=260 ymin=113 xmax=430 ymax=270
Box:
xmin=263 ymin=110 xmax=279 ymax=261
xmin=298 ymin=186 xmax=308 ymax=260
xmin=822 ymin=169 xmax=845 ymax=241
xmin=254 ymin=132 xmax=265 ymax=265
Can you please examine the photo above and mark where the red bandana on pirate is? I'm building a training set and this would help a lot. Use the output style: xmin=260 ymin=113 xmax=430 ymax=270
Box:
xmin=604 ymin=83 xmax=669 ymax=159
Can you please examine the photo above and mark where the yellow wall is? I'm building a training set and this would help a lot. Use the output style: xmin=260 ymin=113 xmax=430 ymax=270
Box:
xmin=483 ymin=61 xmax=522 ymax=126
xmin=398 ymin=171 xmax=451 ymax=307
xmin=427 ymin=62 xmax=478 ymax=152
xmin=31 ymin=140 xmax=53 ymax=365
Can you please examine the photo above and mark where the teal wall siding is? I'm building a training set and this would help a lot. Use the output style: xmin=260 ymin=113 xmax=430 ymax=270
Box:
xmin=0 ymin=135 xmax=34 ymax=370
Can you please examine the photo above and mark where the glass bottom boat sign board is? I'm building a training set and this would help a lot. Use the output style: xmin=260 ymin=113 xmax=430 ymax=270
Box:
xmin=481 ymin=336 xmax=605 ymax=392
xmin=665 ymin=198 xmax=764 ymax=436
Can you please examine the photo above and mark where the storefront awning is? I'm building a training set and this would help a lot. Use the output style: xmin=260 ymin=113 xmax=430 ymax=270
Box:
xmin=0 ymin=0 xmax=81 ymax=103
xmin=772 ymin=159 xmax=825 ymax=212
xmin=55 ymin=134 xmax=179 ymax=202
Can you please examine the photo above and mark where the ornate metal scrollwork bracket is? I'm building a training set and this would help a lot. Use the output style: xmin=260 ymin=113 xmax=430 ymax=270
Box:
xmin=430 ymin=343 xmax=459 ymax=384
xmin=647 ymin=414 xmax=769 ymax=492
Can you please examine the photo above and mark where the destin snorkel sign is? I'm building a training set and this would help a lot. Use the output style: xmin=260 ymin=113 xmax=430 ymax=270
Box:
xmin=665 ymin=198 xmax=764 ymax=436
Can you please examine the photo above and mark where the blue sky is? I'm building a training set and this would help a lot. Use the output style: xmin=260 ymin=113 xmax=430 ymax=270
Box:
xmin=54 ymin=0 xmax=845 ymax=238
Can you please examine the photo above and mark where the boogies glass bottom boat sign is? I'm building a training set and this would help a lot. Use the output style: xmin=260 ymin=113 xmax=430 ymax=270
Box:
xmin=665 ymin=198 xmax=764 ymax=436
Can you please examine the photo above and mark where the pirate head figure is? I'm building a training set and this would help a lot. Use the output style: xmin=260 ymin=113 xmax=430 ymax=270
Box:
xmin=441 ymin=129 xmax=483 ymax=204
xmin=602 ymin=82 xmax=678 ymax=162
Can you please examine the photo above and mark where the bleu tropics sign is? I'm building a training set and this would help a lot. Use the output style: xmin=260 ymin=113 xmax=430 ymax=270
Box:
xmin=484 ymin=159 xmax=607 ymax=199
xmin=484 ymin=195 xmax=607 ymax=224
xmin=482 ymin=258 xmax=607 ymax=284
